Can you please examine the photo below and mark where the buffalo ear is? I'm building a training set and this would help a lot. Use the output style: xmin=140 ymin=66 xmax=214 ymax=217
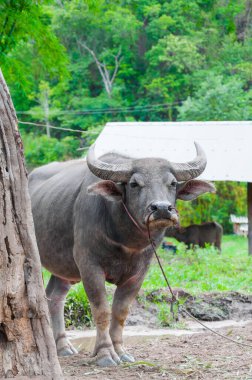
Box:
xmin=177 ymin=180 xmax=216 ymax=201
xmin=87 ymin=180 xmax=123 ymax=202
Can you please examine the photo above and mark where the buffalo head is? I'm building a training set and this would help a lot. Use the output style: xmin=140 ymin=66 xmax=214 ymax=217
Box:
xmin=87 ymin=143 xmax=215 ymax=230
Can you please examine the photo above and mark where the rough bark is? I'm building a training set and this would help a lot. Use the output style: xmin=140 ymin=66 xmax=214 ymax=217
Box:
xmin=236 ymin=0 xmax=252 ymax=42
xmin=247 ymin=182 xmax=252 ymax=255
xmin=0 ymin=70 xmax=63 ymax=378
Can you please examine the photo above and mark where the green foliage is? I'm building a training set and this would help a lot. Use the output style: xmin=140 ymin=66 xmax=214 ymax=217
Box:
xmin=144 ymin=34 xmax=204 ymax=111
xmin=64 ymin=283 xmax=92 ymax=328
xmin=177 ymin=181 xmax=247 ymax=233
xmin=21 ymin=132 xmax=81 ymax=167
xmin=0 ymin=0 xmax=68 ymax=111
xmin=157 ymin=303 xmax=176 ymax=327
xmin=5 ymin=0 xmax=250 ymax=131
xmin=178 ymin=74 xmax=252 ymax=121
xmin=148 ymin=294 xmax=185 ymax=327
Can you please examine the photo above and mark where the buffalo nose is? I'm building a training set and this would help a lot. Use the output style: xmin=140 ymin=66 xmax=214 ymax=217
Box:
xmin=150 ymin=202 xmax=173 ymax=212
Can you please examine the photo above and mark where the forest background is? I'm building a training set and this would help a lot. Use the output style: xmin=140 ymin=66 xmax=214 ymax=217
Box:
xmin=1 ymin=0 xmax=252 ymax=232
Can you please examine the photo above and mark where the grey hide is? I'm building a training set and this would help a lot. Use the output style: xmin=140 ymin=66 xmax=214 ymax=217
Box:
xmin=28 ymin=147 xmax=215 ymax=366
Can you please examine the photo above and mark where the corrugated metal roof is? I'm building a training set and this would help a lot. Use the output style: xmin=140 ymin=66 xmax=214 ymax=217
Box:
xmin=230 ymin=214 xmax=248 ymax=224
xmin=94 ymin=121 xmax=252 ymax=182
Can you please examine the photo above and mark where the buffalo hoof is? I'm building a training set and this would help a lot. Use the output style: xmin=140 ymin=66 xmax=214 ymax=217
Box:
xmin=57 ymin=339 xmax=78 ymax=357
xmin=97 ymin=356 xmax=119 ymax=367
xmin=120 ymin=353 xmax=135 ymax=363
xmin=96 ymin=347 xmax=121 ymax=367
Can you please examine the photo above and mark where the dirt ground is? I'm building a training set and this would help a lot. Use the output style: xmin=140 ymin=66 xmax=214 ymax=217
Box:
xmin=60 ymin=322 xmax=252 ymax=380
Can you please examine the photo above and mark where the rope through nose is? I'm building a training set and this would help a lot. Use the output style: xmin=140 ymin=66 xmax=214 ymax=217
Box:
xmin=146 ymin=211 xmax=178 ymax=319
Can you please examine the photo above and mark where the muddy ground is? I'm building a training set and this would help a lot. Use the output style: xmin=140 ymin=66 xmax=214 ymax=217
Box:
xmin=60 ymin=323 xmax=252 ymax=380
xmin=123 ymin=289 xmax=252 ymax=327
xmin=61 ymin=292 xmax=252 ymax=379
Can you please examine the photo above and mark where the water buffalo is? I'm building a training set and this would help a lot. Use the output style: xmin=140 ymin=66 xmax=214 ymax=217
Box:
xmin=166 ymin=222 xmax=223 ymax=251
xmin=28 ymin=143 xmax=215 ymax=366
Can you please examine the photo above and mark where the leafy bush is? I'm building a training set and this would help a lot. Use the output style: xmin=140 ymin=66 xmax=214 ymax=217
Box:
xmin=64 ymin=284 xmax=92 ymax=328
xmin=21 ymin=132 xmax=82 ymax=167
xmin=177 ymin=181 xmax=247 ymax=233
xmin=178 ymin=74 xmax=252 ymax=121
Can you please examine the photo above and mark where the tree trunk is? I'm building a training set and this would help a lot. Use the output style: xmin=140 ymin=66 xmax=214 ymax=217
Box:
xmin=247 ymin=182 xmax=252 ymax=255
xmin=235 ymin=0 xmax=252 ymax=42
xmin=0 ymin=70 xmax=63 ymax=378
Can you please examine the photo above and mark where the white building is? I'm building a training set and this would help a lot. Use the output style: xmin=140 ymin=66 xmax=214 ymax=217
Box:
xmin=230 ymin=214 xmax=248 ymax=236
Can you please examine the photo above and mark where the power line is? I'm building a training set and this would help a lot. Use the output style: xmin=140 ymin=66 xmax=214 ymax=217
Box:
xmin=77 ymin=104 xmax=177 ymax=115
xmin=16 ymin=102 xmax=180 ymax=115
xmin=18 ymin=101 xmax=180 ymax=134
xmin=18 ymin=120 xmax=101 ymax=134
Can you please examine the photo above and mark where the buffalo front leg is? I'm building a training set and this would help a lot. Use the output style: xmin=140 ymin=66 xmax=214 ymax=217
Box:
xmin=109 ymin=277 xmax=145 ymax=363
xmin=81 ymin=269 xmax=121 ymax=367
xmin=46 ymin=275 xmax=78 ymax=356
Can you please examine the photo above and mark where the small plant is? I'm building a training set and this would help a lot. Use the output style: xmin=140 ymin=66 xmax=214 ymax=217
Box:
xmin=64 ymin=284 xmax=92 ymax=328
xmin=157 ymin=303 xmax=177 ymax=327
xmin=156 ymin=296 xmax=188 ymax=327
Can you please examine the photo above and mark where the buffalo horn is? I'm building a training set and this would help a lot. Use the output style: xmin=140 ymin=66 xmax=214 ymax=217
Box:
xmin=87 ymin=144 xmax=133 ymax=182
xmin=169 ymin=142 xmax=207 ymax=181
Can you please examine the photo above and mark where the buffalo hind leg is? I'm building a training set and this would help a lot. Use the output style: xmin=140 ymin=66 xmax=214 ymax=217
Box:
xmin=81 ymin=267 xmax=121 ymax=367
xmin=46 ymin=275 xmax=78 ymax=356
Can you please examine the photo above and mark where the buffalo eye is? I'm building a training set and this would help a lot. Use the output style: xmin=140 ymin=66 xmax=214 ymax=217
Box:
xmin=130 ymin=182 xmax=139 ymax=188
xmin=170 ymin=181 xmax=177 ymax=188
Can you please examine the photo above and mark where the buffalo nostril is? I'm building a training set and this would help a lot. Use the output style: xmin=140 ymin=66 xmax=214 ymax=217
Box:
xmin=150 ymin=204 xmax=158 ymax=211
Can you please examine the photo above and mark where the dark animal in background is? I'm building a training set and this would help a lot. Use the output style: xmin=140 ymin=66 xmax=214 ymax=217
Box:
xmin=166 ymin=222 xmax=223 ymax=251
xmin=28 ymin=143 xmax=215 ymax=367
xmin=162 ymin=241 xmax=177 ymax=253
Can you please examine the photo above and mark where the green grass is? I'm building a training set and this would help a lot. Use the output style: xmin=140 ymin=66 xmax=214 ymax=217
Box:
xmin=143 ymin=235 xmax=252 ymax=295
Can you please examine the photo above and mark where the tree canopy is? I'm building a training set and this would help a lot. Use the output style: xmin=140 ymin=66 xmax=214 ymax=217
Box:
xmin=0 ymin=0 xmax=251 ymax=231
